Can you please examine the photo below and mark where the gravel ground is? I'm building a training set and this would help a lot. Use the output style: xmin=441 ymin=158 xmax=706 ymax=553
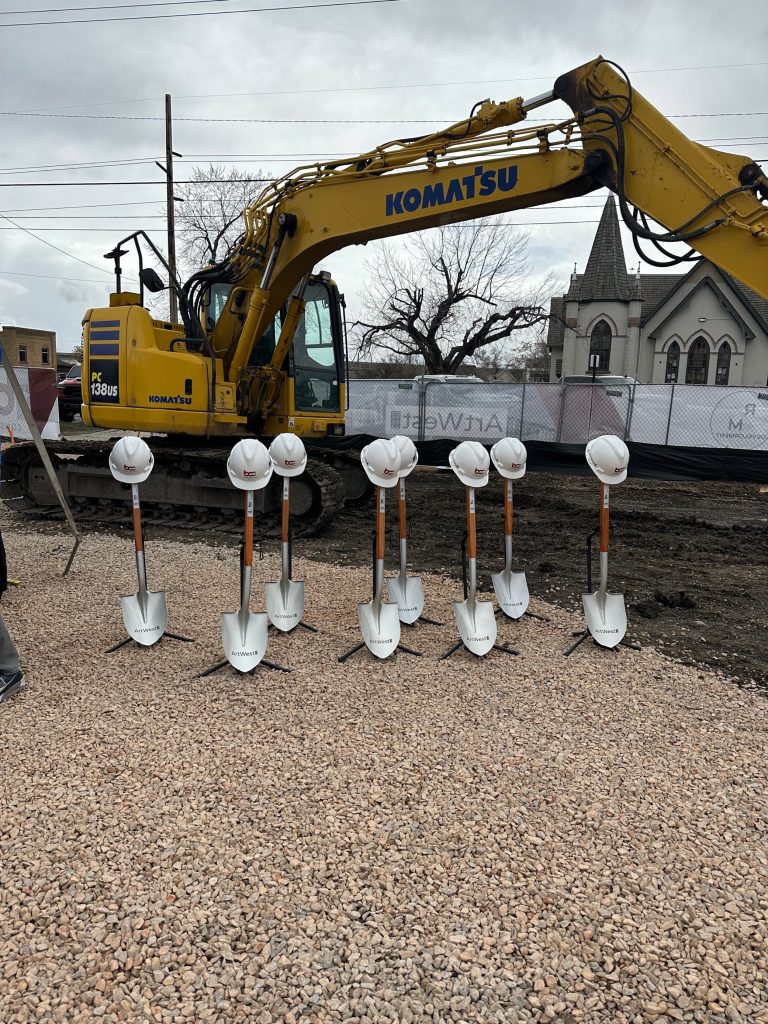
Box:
xmin=1 ymin=523 xmax=767 ymax=1024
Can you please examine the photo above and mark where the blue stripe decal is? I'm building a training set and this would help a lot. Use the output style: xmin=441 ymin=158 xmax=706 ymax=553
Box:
xmin=90 ymin=330 xmax=120 ymax=341
xmin=91 ymin=320 xmax=121 ymax=328
xmin=90 ymin=343 xmax=120 ymax=355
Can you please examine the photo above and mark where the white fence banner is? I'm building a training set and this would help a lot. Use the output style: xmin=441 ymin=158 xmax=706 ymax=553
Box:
xmin=347 ymin=378 xmax=768 ymax=451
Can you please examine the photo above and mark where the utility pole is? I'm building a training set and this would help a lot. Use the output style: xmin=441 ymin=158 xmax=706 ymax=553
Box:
xmin=165 ymin=93 xmax=178 ymax=323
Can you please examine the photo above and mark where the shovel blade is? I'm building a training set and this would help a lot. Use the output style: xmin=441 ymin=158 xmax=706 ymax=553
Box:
xmin=221 ymin=610 xmax=269 ymax=672
xmin=453 ymin=597 xmax=497 ymax=657
xmin=491 ymin=569 xmax=529 ymax=620
xmin=386 ymin=574 xmax=425 ymax=624
xmin=582 ymin=591 xmax=627 ymax=648
xmin=121 ymin=590 xmax=168 ymax=646
xmin=358 ymin=599 xmax=401 ymax=659
xmin=265 ymin=579 xmax=305 ymax=632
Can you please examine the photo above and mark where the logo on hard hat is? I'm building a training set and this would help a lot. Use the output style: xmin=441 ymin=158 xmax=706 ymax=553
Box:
xmin=123 ymin=464 xmax=136 ymax=472
xmin=284 ymin=459 xmax=296 ymax=467
xmin=243 ymin=469 xmax=257 ymax=478
xmin=384 ymin=467 xmax=395 ymax=476
xmin=614 ymin=466 xmax=623 ymax=474
xmin=474 ymin=467 xmax=484 ymax=476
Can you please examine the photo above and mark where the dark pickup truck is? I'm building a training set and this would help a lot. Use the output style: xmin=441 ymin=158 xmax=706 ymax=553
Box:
xmin=57 ymin=363 xmax=82 ymax=422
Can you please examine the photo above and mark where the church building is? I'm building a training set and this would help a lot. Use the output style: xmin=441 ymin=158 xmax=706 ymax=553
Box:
xmin=546 ymin=196 xmax=768 ymax=387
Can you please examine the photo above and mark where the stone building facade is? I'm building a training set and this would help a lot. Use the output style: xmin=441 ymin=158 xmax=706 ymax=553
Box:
xmin=546 ymin=197 xmax=768 ymax=386
xmin=0 ymin=325 xmax=57 ymax=370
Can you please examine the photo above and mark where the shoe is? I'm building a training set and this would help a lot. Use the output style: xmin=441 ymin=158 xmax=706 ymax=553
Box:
xmin=0 ymin=670 xmax=24 ymax=703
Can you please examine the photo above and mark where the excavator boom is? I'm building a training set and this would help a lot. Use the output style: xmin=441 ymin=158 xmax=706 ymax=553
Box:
xmin=209 ymin=56 xmax=767 ymax=381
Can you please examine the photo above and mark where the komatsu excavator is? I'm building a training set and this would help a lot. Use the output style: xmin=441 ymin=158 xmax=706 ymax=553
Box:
xmin=3 ymin=56 xmax=767 ymax=532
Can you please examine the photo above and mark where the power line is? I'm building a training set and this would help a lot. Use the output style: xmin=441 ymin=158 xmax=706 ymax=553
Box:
xmin=7 ymin=215 xmax=168 ymax=219
xmin=0 ymin=179 xmax=272 ymax=187
xmin=2 ymin=0 xmax=245 ymax=14
xmin=173 ymin=62 xmax=768 ymax=101
xmin=11 ymin=61 xmax=768 ymax=115
xmin=1 ymin=109 xmax=766 ymax=125
xmin=0 ymin=0 xmax=399 ymax=27
xmin=0 ymin=268 xmax=118 ymax=284
xmin=0 ymin=211 xmax=115 ymax=273
xmin=0 ymin=219 xmax=641 ymax=232
xmin=3 ymin=138 xmax=768 ymax=175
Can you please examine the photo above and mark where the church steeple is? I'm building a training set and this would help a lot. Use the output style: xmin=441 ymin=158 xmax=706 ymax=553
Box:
xmin=578 ymin=195 xmax=630 ymax=301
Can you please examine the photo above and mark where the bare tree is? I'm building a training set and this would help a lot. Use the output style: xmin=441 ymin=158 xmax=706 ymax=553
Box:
xmin=175 ymin=164 xmax=270 ymax=270
xmin=353 ymin=219 xmax=552 ymax=375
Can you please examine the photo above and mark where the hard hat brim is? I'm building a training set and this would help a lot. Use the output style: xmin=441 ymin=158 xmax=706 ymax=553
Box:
xmin=590 ymin=466 xmax=628 ymax=486
xmin=228 ymin=466 xmax=274 ymax=491
xmin=449 ymin=453 xmax=489 ymax=488
xmin=491 ymin=453 xmax=526 ymax=480
xmin=109 ymin=461 xmax=153 ymax=485
xmin=362 ymin=466 xmax=401 ymax=488
xmin=272 ymin=461 xmax=306 ymax=479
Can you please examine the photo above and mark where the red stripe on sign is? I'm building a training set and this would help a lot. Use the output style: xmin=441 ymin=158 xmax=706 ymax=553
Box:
xmin=28 ymin=368 xmax=58 ymax=431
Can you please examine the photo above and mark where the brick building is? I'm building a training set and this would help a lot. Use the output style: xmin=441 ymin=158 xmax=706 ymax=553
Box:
xmin=0 ymin=324 xmax=57 ymax=369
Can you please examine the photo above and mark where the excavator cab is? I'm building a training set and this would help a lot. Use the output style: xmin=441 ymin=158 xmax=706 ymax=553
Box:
xmin=201 ymin=272 xmax=347 ymax=433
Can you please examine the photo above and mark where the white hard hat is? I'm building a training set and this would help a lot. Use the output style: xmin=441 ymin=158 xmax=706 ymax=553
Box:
xmin=109 ymin=436 xmax=154 ymax=484
xmin=391 ymin=434 xmax=419 ymax=478
xmin=360 ymin=438 xmax=401 ymax=488
xmin=585 ymin=434 xmax=629 ymax=485
xmin=491 ymin=437 xmax=527 ymax=480
xmin=269 ymin=432 xmax=307 ymax=478
xmin=449 ymin=440 xmax=490 ymax=488
xmin=227 ymin=438 xmax=273 ymax=491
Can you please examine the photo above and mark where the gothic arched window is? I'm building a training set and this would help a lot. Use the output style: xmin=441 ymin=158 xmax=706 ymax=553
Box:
xmin=588 ymin=320 xmax=612 ymax=372
xmin=665 ymin=341 xmax=680 ymax=384
xmin=685 ymin=337 xmax=710 ymax=385
xmin=715 ymin=341 xmax=731 ymax=386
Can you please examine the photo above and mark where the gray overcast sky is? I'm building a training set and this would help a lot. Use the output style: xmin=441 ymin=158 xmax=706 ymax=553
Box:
xmin=0 ymin=0 xmax=766 ymax=350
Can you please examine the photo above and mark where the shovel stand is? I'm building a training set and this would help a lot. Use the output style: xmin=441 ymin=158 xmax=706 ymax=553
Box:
xmin=563 ymin=527 xmax=640 ymax=657
xmin=495 ymin=606 xmax=549 ymax=623
xmin=338 ymin=529 xmax=422 ymax=663
xmin=106 ymin=632 xmax=194 ymax=655
xmin=440 ymin=534 xmax=518 ymax=661
xmin=194 ymin=656 xmax=289 ymax=678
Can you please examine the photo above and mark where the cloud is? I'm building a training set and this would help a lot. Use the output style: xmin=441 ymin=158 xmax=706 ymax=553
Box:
xmin=0 ymin=0 xmax=765 ymax=346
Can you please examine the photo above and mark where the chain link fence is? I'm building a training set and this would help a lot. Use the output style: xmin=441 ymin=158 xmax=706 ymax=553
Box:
xmin=348 ymin=378 xmax=768 ymax=451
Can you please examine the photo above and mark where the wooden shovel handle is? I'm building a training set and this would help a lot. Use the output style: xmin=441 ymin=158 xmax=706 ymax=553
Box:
xmin=599 ymin=482 xmax=609 ymax=553
xmin=466 ymin=487 xmax=477 ymax=559
xmin=131 ymin=485 xmax=143 ymax=553
xmin=376 ymin=486 xmax=385 ymax=560
xmin=504 ymin=479 xmax=513 ymax=537
xmin=281 ymin=478 xmax=290 ymax=543
xmin=398 ymin=478 xmax=408 ymax=541
xmin=244 ymin=490 xmax=254 ymax=567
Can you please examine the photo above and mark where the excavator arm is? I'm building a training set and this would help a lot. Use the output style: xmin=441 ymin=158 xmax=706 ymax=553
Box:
xmin=205 ymin=56 xmax=767 ymax=388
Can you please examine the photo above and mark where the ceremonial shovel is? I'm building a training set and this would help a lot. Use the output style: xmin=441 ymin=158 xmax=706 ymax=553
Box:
xmin=221 ymin=490 xmax=270 ymax=671
xmin=386 ymin=476 xmax=424 ymax=624
xmin=451 ymin=487 xmax=497 ymax=656
xmin=265 ymin=477 xmax=305 ymax=632
xmin=491 ymin=477 xmax=529 ymax=619
xmin=581 ymin=482 xmax=627 ymax=648
xmin=120 ymin=483 xmax=168 ymax=646
xmin=358 ymin=486 xmax=402 ymax=658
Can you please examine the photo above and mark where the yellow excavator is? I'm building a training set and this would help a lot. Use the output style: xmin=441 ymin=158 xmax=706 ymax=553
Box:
xmin=3 ymin=56 xmax=767 ymax=532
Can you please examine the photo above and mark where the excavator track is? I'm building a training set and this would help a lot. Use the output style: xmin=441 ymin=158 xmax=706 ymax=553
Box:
xmin=0 ymin=438 xmax=347 ymax=538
